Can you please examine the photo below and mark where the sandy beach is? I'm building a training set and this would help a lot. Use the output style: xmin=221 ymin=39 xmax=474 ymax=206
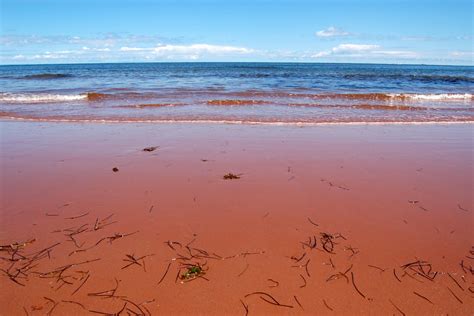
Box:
xmin=0 ymin=120 xmax=472 ymax=315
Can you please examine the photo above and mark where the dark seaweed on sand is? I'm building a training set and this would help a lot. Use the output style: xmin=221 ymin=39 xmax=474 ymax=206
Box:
xmin=223 ymin=173 xmax=241 ymax=180
xmin=142 ymin=146 xmax=158 ymax=152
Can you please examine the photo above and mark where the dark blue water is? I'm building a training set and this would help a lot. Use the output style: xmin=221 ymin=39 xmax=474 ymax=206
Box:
xmin=0 ymin=63 xmax=472 ymax=123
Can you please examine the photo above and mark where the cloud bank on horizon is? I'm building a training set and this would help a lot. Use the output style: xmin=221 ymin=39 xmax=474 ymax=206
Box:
xmin=1 ymin=0 xmax=472 ymax=65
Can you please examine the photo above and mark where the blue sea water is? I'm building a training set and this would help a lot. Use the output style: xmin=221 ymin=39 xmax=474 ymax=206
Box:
xmin=0 ymin=62 xmax=472 ymax=123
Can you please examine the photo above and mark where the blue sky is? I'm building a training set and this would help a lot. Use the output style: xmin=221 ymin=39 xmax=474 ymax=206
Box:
xmin=1 ymin=0 xmax=472 ymax=65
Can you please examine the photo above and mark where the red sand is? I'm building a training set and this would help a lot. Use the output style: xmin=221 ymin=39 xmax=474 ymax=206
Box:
xmin=1 ymin=120 xmax=473 ymax=315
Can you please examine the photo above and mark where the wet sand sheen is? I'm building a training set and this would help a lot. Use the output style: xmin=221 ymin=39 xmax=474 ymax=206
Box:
xmin=0 ymin=120 xmax=473 ymax=315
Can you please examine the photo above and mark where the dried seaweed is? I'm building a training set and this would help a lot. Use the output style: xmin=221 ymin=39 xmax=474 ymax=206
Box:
xmin=301 ymin=236 xmax=317 ymax=250
xmin=245 ymin=292 xmax=293 ymax=309
xmin=223 ymin=173 xmax=241 ymax=180
xmin=320 ymin=233 xmax=335 ymax=254
xmin=299 ymin=274 xmax=307 ymax=288
xmin=401 ymin=260 xmax=437 ymax=281
xmin=446 ymin=287 xmax=463 ymax=304
xmin=368 ymin=265 xmax=385 ymax=272
xmin=71 ymin=273 xmax=90 ymax=295
xmin=142 ymin=146 xmax=158 ymax=152
xmin=350 ymin=272 xmax=366 ymax=299
xmin=157 ymin=262 xmax=172 ymax=285
xmin=326 ymin=264 xmax=353 ymax=283
xmin=121 ymin=253 xmax=154 ymax=271
xmin=237 ymin=264 xmax=249 ymax=277
xmin=44 ymin=297 xmax=59 ymax=316
xmin=65 ymin=212 xmax=89 ymax=220
xmin=307 ymin=217 xmax=319 ymax=227
xmin=447 ymin=272 xmax=464 ymax=291
xmin=88 ymin=279 xmax=125 ymax=300
xmin=267 ymin=278 xmax=279 ymax=288
xmin=239 ymin=299 xmax=249 ymax=316
xmin=388 ymin=299 xmax=405 ymax=316
xmin=294 ymin=296 xmax=303 ymax=309
xmin=290 ymin=252 xmax=306 ymax=263
xmin=413 ymin=291 xmax=433 ymax=305
xmin=393 ymin=269 xmax=402 ymax=282
xmin=323 ymin=299 xmax=333 ymax=311
xmin=292 ymin=258 xmax=311 ymax=277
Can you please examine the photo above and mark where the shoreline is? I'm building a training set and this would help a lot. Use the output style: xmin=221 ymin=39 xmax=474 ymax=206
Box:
xmin=2 ymin=116 xmax=474 ymax=126
xmin=1 ymin=120 xmax=472 ymax=315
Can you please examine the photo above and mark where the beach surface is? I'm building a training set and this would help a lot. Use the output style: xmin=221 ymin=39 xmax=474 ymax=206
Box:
xmin=0 ymin=120 xmax=473 ymax=315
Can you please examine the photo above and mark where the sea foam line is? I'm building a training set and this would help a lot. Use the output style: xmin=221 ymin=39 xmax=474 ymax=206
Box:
xmin=0 ymin=93 xmax=87 ymax=103
xmin=389 ymin=93 xmax=472 ymax=101
xmin=1 ymin=116 xmax=473 ymax=126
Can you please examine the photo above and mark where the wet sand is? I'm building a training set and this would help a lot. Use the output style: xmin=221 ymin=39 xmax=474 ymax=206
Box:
xmin=0 ymin=120 xmax=473 ymax=315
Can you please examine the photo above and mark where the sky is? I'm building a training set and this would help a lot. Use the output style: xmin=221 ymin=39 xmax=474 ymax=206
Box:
xmin=0 ymin=0 xmax=472 ymax=65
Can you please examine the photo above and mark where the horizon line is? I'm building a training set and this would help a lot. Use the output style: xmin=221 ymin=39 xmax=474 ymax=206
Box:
xmin=1 ymin=60 xmax=472 ymax=67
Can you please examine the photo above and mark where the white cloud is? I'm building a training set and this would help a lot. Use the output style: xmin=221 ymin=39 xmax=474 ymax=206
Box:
xmin=450 ymin=51 xmax=474 ymax=57
xmin=5 ymin=43 xmax=255 ymax=63
xmin=316 ymin=27 xmax=350 ymax=38
xmin=371 ymin=50 xmax=418 ymax=58
xmin=119 ymin=44 xmax=254 ymax=59
xmin=332 ymin=44 xmax=379 ymax=53
xmin=152 ymin=44 xmax=253 ymax=55
xmin=312 ymin=43 xmax=418 ymax=59
xmin=120 ymin=46 xmax=151 ymax=52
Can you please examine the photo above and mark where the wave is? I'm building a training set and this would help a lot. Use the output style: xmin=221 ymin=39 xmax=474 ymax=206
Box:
xmin=314 ymin=93 xmax=473 ymax=101
xmin=206 ymin=99 xmax=270 ymax=105
xmin=389 ymin=93 xmax=473 ymax=101
xmin=227 ymin=92 xmax=473 ymax=101
xmin=1 ymin=91 xmax=472 ymax=104
xmin=343 ymin=74 xmax=474 ymax=84
xmin=287 ymin=103 xmax=429 ymax=111
xmin=0 ymin=93 xmax=87 ymax=103
xmin=1 ymin=114 xmax=472 ymax=125
xmin=22 ymin=73 xmax=74 ymax=80
xmin=119 ymin=103 xmax=183 ymax=108
xmin=86 ymin=92 xmax=157 ymax=101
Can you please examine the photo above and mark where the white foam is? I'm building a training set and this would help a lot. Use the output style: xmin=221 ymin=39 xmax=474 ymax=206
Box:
xmin=1 ymin=116 xmax=472 ymax=126
xmin=389 ymin=93 xmax=472 ymax=101
xmin=0 ymin=93 xmax=87 ymax=103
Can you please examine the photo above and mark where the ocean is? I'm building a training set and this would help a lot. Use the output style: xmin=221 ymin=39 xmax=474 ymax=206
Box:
xmin=0 ymin=62 xmax=472 ymax=124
